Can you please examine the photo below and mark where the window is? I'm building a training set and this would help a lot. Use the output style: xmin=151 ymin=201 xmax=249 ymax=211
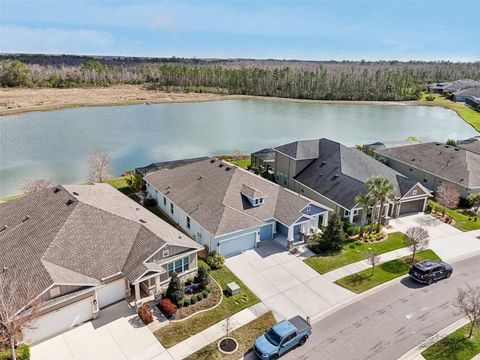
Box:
xmin=162 ymin=249 xmax=169 ymax=257
xmin=163 ymin=197 xmax=167 ymax=206
xmin=167 ymin=256 xmax=190 ymax=277
xmin=170 ymin=203 xmax=174 ymax=214
xmin=255 ymin=198 xmax=259 ymax=205
xmin=306 ymin=205 xmax=311 ymax=212
xmin=259 ymin=198 xmax=264 ymax=204
xmin=282 ymin=332 xmax=297 ymax=344
xmin=344 ymin=210 xmax=350 ymax=217
xmin=187 ymin=216 xmax=191 ymax=229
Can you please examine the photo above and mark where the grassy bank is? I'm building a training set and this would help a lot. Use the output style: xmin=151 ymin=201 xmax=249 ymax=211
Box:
xmin=418 ymin=93 xmax=480 ymax=132
xmin=304 ymin=232 xmax=406 ymax=274
xmin=185 ymin=311 xmax=276 ymax=360
xmin=154 ymin=264 xmax=260 ymax=348
xmin=422 ymin=323 xmax=480 ymax=360
xmin=428 ymin=199 xmax=480 ymax=232
xmin=335 ymin=249 xmax=440 ymax=293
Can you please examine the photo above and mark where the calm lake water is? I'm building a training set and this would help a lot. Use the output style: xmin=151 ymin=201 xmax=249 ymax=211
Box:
xmin=0 ymin=99 xmax=478 ymax=197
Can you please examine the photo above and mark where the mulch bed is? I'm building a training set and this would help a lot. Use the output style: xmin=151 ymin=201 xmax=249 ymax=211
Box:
xmin=173 ymin=282 xmax=222 ymax=320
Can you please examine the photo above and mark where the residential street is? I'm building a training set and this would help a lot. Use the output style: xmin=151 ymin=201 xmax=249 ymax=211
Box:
xmin=283 ymin=254 xmax=480 ymax=360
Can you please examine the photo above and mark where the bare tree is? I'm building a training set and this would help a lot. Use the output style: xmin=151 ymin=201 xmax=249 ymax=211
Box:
xmin=20 ymin=178 xmax=52 ymax=194
xmin=435 ymin=183 xmax=460 ymax=209
xmin=222 ymin=314 xmax=237 ymax=339
xmin=454 ymin=285 xmax=480 ymax=339
xmin=230 ymin=149 xmax=242 ymax=161
xmin=87 ymin=150 xmax=112 ymax=183
xmin=364 ymin=251 xmax=381 ymax=277
xmin=0 ymin=271 xmax=42 ymax=359
xmin=404 ymin=227 xmax=429 ymax=263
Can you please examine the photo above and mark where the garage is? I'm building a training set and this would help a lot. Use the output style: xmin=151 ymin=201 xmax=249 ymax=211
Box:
xmin=219 ymin=232 xmax=257 ymax=257
xmin=97 ymin=279 xmax=126 ymax=309
xmin=24 ymin=296 xmax=93 ymax=344
xmin=399 ymin=199 xmax=425 ymax=215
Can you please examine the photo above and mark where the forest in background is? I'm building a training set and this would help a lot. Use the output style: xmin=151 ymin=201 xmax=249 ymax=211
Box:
xmin=1 ymin=53 xmax=480 ymax=101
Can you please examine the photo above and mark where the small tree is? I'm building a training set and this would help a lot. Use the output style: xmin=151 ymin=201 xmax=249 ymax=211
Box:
xmin=0 ymin=60 xmax=32 ymax=87
xmin=166 ymin=273 xmax=184 ymax=305
xmin=446 ymin=139 xmax=457 ymax=146
xmin=406 ymin=136 xmax=419 ymax=142
xmin=125 ymin=173 xmax=143 ymax=192
xmin=206 ymin=252 xmax=225 ymax=270
xmin=223 ymin=314 xmax=237 ymax=339
xmin=454 ymin=285 xmax=480 ymax=339
xmin=469 ymin=193 xmax=480 ymax=214
xmin=87 ymin=150 xmax=112 ymax=183
xmin=404 ymin=227 xmax=429 ymax=263
xmin=231 ymin=149 xmax=242 ymax=161
xmin=0 ymin=271 xmax=42 ymax=359
xmin=20 ymin=178 xmax=53 ymax=194
xmin=309 ymin=213 xmax=345 ymax=254
xmin=364 ymin=251 xmax=381 ymax=277
xmin=196 ymin=266 xmax=210 ymax=290
xmin=436 ymin=183 xmax=460 ymax=209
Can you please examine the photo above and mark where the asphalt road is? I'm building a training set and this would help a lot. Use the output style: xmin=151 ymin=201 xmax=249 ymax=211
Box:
xmin=283 ymin=254 xmax=480 ymax=360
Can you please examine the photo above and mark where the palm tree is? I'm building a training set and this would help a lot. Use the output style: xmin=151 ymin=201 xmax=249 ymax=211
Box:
xmin=366 ymin=176 xmax=396 ymax=233
xmin=355 ymin=194 xmax=374 ymax=237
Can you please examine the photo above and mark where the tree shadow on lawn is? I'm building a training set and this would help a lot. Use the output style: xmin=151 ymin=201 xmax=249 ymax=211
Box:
xmin=379 ymin=259 xmax=409 ymax=275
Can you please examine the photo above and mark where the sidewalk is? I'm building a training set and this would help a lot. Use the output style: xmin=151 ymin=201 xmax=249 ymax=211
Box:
xmin=166 ymin=302 xmax=269 ymax=360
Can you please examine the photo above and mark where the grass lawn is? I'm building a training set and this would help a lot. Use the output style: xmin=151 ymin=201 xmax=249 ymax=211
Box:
xmin=231 ymin=158 xmax=251 ymax=169
xmin=154 ymin=263 xmax=260 ymax=348
xmin=418 ymin=93 xmax=480 ymax=132
xmin=304 ymin=232 xmax=406 ymax=274
xmin=428 ymin=199 xmax=480 ymax=232
xmin=335 ymin=249 xmax=440 ymax=293
xmin=105 ymin=176 xmax=132 ymax=194
xmin=422 ymin=323 xmax=480 ymax=360
xmin=185 ymin=311 xmax=276 ymax=360
xmin=0 ymin=193 xmax=24 ymax=201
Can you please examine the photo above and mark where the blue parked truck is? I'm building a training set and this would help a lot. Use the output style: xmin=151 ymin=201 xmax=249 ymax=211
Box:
xmin=253 ymin=316 xmax=312 ymax=359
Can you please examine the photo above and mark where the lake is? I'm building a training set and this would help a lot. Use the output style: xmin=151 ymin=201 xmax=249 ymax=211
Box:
xmin=0 ymin=99 xmax=478 ymax=197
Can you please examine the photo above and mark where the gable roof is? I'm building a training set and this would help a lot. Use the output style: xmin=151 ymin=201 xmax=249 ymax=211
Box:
xmin=144 ymin=159 xmax=325 ymax=236
xmin=0 ymin=184 xmax=200 ymax=311
xmin=446 ymin=79 xmax=480 ymax=92
xmin=377 ymin=142 xmax=480 ymax=189
xmin=457 ymin=137 xmax=480 ymax=155
xmin=276 ymin=138 xmax=421 ymax=209
xmin=135 ymin=156 xmax=209 ymax=176
xmin=274 ymin=139 xmax=320 ymax=160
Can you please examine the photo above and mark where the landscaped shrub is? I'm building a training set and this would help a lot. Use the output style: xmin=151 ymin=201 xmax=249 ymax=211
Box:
xmin=206 ymin=251 xmax=225 ymax=269
xmin=309 ymin=213 xmax=346 ymax=254
xmin=196 ymin=292 xmax=204 ymax=301
xmin=166 ymin=272 xmax=185 ymax=305
xmin=202 ymin=289 xmax=209 ymax=298
xmin=177 ymin=299 xmax=184 ymax=308
xmin=138 ymin=304 xmax=154 ymax=325
xmin=184 ymin=277 xmax=194 ymax=286
xmin=190 ymin=296 xmax=197 ymax=305
xmin=426 ymin=94 xmax=435 ymax=101
xmin=0 ymin=344 xmax=30 ymax=360
xmin=183 ymin=298 xmax=191 ymax=307
xmin=425 ymin=203 xmax=433 ymax=213
xmin=143 ymin=197 xmax=157 ymax=207
xmin=196 ymin=266 xmax=210 ymax=290
xmin=159 ymin=298 xmax=177 ymax=318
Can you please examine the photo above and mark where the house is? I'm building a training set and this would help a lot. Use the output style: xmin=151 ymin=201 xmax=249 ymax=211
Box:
xmin=452 ymin=87 xmax=480 ymax=102
xmin=376 ymin=142 xmax=480 ymax=198
xmin=427 ymin=82 xmax=449 ymax=93
xmin=363 ymin=139 xmax=420 ymax=153
xmin=0 ymin=184 xmax=201 ymax=344
xmin=143 ymin=158 xmax=331 ymax=256
xmin=465 ymin=96 xmax=480 ymax=112
xmin=273 ymin=138 xmax=431 ymax=223
xmin=457 ymin=136 xmax=480 ymax=155
xmin=445 ymin=79 xmax=480 ymax=94
xmin=135 ymin=156 xmax=209 ymax=176
xmin=251 ymin=148 xmax=275 ymax=172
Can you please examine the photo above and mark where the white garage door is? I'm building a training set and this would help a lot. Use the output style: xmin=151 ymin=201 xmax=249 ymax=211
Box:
xmin=24 ymin=297 xmax=93 ymax=344
xmin=219 ymin=232 xmax=257 ymax=257
xmin=97 ymin=279 xmax=126 ymax=309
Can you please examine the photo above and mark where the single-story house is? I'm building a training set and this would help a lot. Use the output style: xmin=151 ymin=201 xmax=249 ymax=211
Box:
xmin=144 ymin=158 xmax=331 ymax=256
xmin=465 ymin=96 xmax=480 ymax=112
xmin=135 ymin=156 xmax=209 ymax=176
xmin=427 ymin=82 xmax=449 ymax=93
xmin=445 ymin=79 xmax=480 ymax=94
xmin=273 ymin=138 xmax=431 ymax=223
xmin=251 ymin=148 xmax=276 ymax=172
xmin=363 ymin=139 xmax=420 ymax=153
xmin=0 ymin=184 xmax=201 ymax=344
xmin=452 ymin=87 xmax=480 ymax=102
xmin=376 ymin=142 xmax=480 ymax=198
xmin=457 ymin=136 xmax=480 ymax=155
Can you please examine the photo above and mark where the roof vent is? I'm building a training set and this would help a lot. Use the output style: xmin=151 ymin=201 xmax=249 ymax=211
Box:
xmin=445 ymin=145 xmax=450 ymax=149
xmin=66 ymin=199 xmax=75 ymax=206
xmin=320 ymin=161 xmax=326 ymax=166
xmin=331 ymin=174 xmax=339 ymax=181
xmin=218 ymin=163 xmax=224 ymax=168
xmin=411 ymin=158 xmax=415 ymax=161
xmin=53 ymin=187 xmax=61 ymax=193
xmin=139 ymin=219 xmax=146 ymax=223
xmin=435 ymin=143 xmax=440 ymax=146
xmin=0 ymin=225 xmax=6 ymax=232
xmin=225 ymin=167 xmax=231 ymax=171
xmin=22 ymin=215 xmax=31 ymax=222
xmin=72 ymin=191 xmax=79 ymax=196
xmin=165 ymin=186 xmax=170 ymax=190
xmin=197 ymin=176 xmax=202 ymax=180
xmin=210 ymin=159 xmax=216 ymax=163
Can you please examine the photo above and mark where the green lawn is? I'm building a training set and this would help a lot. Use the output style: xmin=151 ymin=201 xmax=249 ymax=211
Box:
xmin=0 ymin=193 xmax=24 ymax=202
xmin=422 ymin=323 xmax=480 ymax=360
xmin=418 ymin=93 xmax=480 ymax=132
xmin=105 ymin=176 xmax=132 ymax=194
xmin=231 ymin=158 xmax=251 ymax=169
xmin=335 ymin=249 xmax=440 ymax=293
xmin=185 ymin=311 xmax=276 ymax=360
xmin=428 ymin=199 xmax=480 ymax=232
xmin=154 ymin=263 xmax=260 ymax=348
xmin=304 ymin=232 xmax=406 ymax=274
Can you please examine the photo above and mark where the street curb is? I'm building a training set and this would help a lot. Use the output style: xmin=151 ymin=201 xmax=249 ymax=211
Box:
xmin=397 ymin=317 xmax=469 ymax=360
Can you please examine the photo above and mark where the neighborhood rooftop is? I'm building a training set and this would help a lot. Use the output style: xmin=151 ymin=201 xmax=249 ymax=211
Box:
xmin=376 ymin=142 xmax=480 ymax=188
xmin=0 ymin=183 xmax=200 ymax=309
xmin=144 ymin=158 xmax=324 ymax=236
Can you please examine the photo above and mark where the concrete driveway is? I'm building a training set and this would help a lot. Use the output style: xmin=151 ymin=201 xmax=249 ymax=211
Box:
xmin=31 ymin=301 xmax=172 ymax=360
xmin=225 ymin=241 xmax=354 ymax=321
xmin=388 ymin=213 xmax=480 ymax=261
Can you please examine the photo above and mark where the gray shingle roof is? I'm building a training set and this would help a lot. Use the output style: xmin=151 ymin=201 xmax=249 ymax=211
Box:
xmin=377 ymin=142 xmax=480 ymax=189
xmin=458 ymin=137 xmax=480 ymax=155
xmin=454 ymin=87 xmax=480 ymax=98
xmin=0 ymin=184 xmax=200 ymax=311
xmin=144 ymin=159 xmax=316 ymax=236
xmin=274 ymin=139 xmax=320 ymax=160
xmin=446 ymin=79 xmax=480 ymax=92
xmin=290 ymin=139 xmax=419 ymax=209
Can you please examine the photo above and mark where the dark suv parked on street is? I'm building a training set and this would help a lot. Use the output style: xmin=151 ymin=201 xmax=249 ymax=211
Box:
xmin=409 ymin=260 xmax=453 ymax=285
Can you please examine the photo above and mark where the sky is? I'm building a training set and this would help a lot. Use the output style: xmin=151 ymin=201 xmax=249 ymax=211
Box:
xmin=1 ymin=0 xmax=479 ymax=62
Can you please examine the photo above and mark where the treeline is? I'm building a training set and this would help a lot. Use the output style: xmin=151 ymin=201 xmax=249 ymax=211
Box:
xmin=1 ymin=54 xmax=480 ymax=101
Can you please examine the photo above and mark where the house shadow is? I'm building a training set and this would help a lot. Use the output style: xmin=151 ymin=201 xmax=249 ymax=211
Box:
xmin=254 ymin=240 xmax=287 ymax=259
xmin=92 ymin=300 xmax=143 ymax=329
